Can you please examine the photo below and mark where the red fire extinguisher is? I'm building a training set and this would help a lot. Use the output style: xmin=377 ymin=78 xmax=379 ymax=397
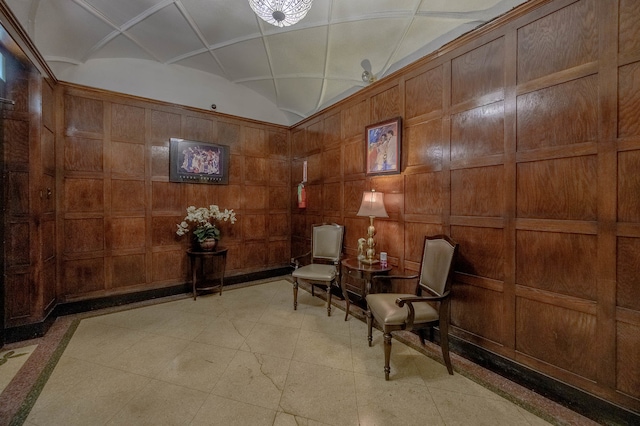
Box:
xmin=297 ymin=182 xmax=306 ymax=209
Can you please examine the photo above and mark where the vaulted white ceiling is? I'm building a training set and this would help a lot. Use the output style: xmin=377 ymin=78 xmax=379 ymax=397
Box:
xmin=5 ymin=0 xmax=527 ymax=125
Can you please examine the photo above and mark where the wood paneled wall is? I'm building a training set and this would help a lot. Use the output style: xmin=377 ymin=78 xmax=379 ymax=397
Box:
xmin=58 ymin=84 xmax=290 ymax=302
xmin=2 ymin=45 xmax=56 ymax=329
xmin=290 ymin=0 xmax=639 ymax=413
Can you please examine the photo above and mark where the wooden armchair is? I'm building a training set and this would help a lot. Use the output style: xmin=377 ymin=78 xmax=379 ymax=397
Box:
xmin=291 ymin=223 xmax=344 ymax=316
xmin=366 ymin=235 xmax=458 ymax=379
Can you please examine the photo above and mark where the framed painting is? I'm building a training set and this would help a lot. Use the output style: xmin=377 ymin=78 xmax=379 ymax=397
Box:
xmin=169 ymin=138 xmax=229 ymax=184
xmin=365 ymin=117 xmax=401 ymax=176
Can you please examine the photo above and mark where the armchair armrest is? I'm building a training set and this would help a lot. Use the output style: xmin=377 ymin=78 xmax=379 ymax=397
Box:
xmin=395 ymin=290 xmax=450 ymax=329
xmin=290 ymin=251 xmax=311 ymax=269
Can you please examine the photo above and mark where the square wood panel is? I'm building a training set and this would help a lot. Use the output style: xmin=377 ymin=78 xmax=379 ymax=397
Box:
xmin=516 ymin=156 xmax=597 ymax=221
xmin=243 ymin=214 xmax=267 ymax=241
xmin=112 ymin=180 xmax=145 ymax=213
xmin=152 ymin=251 xmax=186 ymax=282
xmin=111 ymin=217 xmax=146 ymax=250
xmin=451 ymin=37 xmax=505 ymax=105
xmin=149 ymin=110 xmax=181 ymax=144
xmin=268 ymin=240 xmax=291 ymax=265
xmin=65 ymin=179 xmax=104 ymax=212
xmin=111 ymin=103 xmax=145 ymax=142
xmin=65 ymin=137 xmax=103 ymax=172
xmin=516 ymin=230 xmax=597 ymax=300
xmin=451 ymin=101 xmax=504 ymax=161
xmin=516 ymin=298 xmax=597 ymax=380
xmin=63 ymin=258 xmax=105 ymax=295
xmin=341 ymin=100 xmax=368 ymax=139
xmin=269 ymin=159 xmax=289 ymax=186
xmin=405 ymin=172 xmax=444 ymax=215
xmin=244 ymin=156 xmax=268 ymax=184
xmin=111 ymin=142 xmax=145 ymax=177
xmin=269 ymin=213 xmax=289 ymax=238
xmin=269 ymin=130 xmax=288 ymax=157
xmin=618 ymin=61 xmax=640 ymax=138
xmin=618 ymin=0 xmax=640 ymax=55
xmin=406 ymin=119 xmax=442 ymax=170
xmin=65 ymin=95 xmax=104 ymax=134
xmin=451 ymin=226 xmax=505 ymax=281
xmin=452 ymin=166 xmax=505 ymax=217
xmin=452 ymin=283 xmax=504 ymax=344
xmin=405 ymin=66 xmax=442 ymax=119
xmin=184 ymin=116 xmax=215 ymax=143
xmin=517 ymin=0 xmax=597 ymax=83
xmin=112 ymin=254 xmax=146 ymax=288
xmin=269 ymin=186 xmax=289 ymax=211
xmin=617 ymin=237 xmax=640 ymax=311
xmin=618 ymin=150 xmax=640 ymax=223
xmin=404 ymin=222 xmax=444 ymax=263
xmin=616 ymin=321 xmax=640 ymax=399
xmin=517 ymin=76 xmax=598 ymax=150
xmin=64 ymin=218 xmax=104 ymax=253
xmin=244 ymin=127 xmax=268 ymax=157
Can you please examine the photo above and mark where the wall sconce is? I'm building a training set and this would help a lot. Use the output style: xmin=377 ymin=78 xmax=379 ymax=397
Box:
xmin=356 ymin=189 xmax=388 ymax=264
xmin=362 ymin=70 xmax=376 ymax=84
xmin=361 ymin=59 xmax=376 ymax=84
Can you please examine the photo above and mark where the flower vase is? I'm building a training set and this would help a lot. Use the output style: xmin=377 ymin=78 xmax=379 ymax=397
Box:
xmin=199 ymin=238 xmax=218 ymax=251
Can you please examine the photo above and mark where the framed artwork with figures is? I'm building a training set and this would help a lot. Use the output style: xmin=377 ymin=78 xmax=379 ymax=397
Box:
xmin=169 ymin=138 xmax=229 ymax=184
xmin=365 ymin=117 xmax=401 ymax=176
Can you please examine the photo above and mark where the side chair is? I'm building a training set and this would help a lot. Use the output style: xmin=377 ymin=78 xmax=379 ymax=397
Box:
xmin=291 ymin=223 xmax=345 ymax=316
xmin=366 ymin=235 xmax=458 ymax=380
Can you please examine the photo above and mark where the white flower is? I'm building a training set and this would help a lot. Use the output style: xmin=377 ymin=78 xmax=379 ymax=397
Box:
xmin=175 ymin=204 xmax=237 ymax=239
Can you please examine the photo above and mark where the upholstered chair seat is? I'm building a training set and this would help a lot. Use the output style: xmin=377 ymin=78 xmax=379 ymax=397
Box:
xmin=292 ymin=264 xmax=337 ymax=282
xmin=366 ymin=293 xmax=439 ymax=326
xmin=291 ymin=223 xmax=344 ymax=316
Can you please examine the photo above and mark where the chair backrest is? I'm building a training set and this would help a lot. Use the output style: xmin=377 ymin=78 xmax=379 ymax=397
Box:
xmin=311 ymin=223 xmax=344 ymax=262
xmin=419 ymin=235 xmax=458 ymax=296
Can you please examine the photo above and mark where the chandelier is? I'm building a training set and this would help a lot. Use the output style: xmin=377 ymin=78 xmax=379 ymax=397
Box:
xmin=248 ymin=0 xmax=313 ymax=27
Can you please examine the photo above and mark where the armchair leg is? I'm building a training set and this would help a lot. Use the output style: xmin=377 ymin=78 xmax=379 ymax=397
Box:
xmin=440 ymin=322 xmax=453 ymax=375
xmin=342 ymin=288 xmax=350 ymax=321
xmin=383 ymin=332 xmax=392 ymax=381
xmin=366 ymin=310 xmax=373 ymax=347
xmin=326 ymin=285 xmax=332 ymax=316
xmin=293 ymin=279 xmax=298 ymax=310
xmin=418 ymin=328 xmax=427 ymax=345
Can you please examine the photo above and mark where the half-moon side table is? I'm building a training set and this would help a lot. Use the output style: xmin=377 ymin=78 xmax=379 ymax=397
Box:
xmin=340 ymin=257 xmax=392 ymax=320
xmin=186 ymin=248 xmax=228 ymax=300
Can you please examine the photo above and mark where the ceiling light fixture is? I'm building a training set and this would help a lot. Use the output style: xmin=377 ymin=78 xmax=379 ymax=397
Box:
xmin=248 ymin=0 xmax=313 ymax=27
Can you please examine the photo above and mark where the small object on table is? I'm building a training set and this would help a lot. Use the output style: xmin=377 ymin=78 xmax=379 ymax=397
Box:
xmin=186 ymin=248 xmax=228 ymax=300
xmin=340 ymin=257 xmax=391 ymax=320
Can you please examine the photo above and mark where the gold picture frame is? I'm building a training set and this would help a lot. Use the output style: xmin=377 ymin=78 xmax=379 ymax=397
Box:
xmin=365 ymin=117 xmax=401 ymax=176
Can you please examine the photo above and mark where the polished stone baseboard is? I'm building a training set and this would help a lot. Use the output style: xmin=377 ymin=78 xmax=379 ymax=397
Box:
xmin=446 ymin=335 xmax=639 ymax=426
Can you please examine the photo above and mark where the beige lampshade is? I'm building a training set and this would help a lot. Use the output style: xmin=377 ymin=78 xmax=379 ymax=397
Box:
xmin=357 ymin=190 xmax=389 ymax=218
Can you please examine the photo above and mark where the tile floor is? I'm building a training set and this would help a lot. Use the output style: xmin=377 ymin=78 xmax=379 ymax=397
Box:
xmin=0 ymin=345 xmax=38 ymax=394
xmin=2 ymin=278 xmax=596 ymax=425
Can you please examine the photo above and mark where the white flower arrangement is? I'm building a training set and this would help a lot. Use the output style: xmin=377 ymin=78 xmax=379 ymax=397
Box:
xmin=176 ymin=205 xmax=237 ymax=242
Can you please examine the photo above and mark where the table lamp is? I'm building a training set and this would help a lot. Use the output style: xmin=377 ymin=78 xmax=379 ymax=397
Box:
xmin=356 ymin=189 xmax=388 ymax=264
